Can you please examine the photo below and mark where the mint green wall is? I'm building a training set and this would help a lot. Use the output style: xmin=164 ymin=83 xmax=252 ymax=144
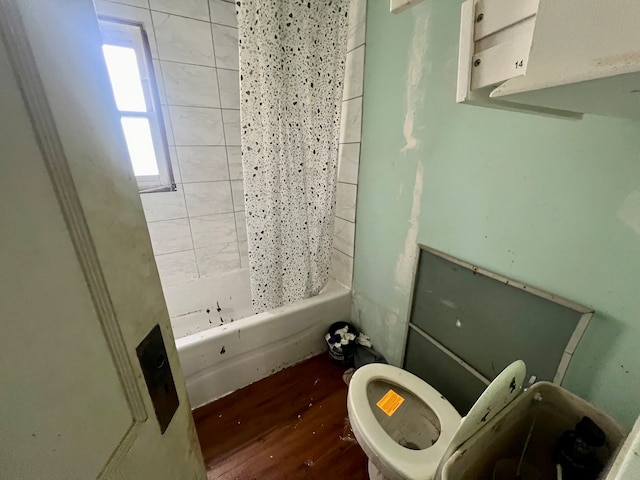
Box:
xmin=353 ymin=0 xmax=640 ymax=429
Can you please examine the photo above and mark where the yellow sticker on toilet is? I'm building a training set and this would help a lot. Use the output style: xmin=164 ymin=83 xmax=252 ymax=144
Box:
xmin=376 ymin=389 xmax=405 ymax=416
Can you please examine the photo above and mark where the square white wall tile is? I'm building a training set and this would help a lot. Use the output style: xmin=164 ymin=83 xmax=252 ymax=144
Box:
xmin=230 ymin=180 xmax=244 ymax=211
xmin=235 ymin=211 xmax=247 ymax=242
xmin=211 ymin=24 xmax=239 ymax=70
xmin=196 ymin=244 xmax=240 ymax=277
xmin=222 ymin=109 xmax=241 ymax=145
xmin=337 ymin=143 xmax=360 ymax=184
xmin=339 ymin=96 xmax=363 ymax=143
xmin=94 ymin=2 xmax=159 ymax=58
xmin=183 ymin=181 xmax=233 ymax=217
xmin=238 ymin=241 xmax=247 ymax=255
xmin=161 ymin=62 xmax=220 ymax=108
xmin=347 ymin=0 xmax=367 ymax=52
xmin=217 ymin=68 xmax=240 ymax=109
xmin=331 ymin=248 xmax=354 ymax=288
xmin=147 ymin=218 xmax=193 ymax=255
xmin=209 ymin=0 xmax=237 ymax=27
xmin=343 ymin=45 xmax=365 ymax=100
xmin=141 ymin=188 xmax=187 ymax=221
xmin=334 ymin=217 xmax=355 ymax=257
xmin=240 ymin=255 xmax=249 ymax=268
xmin=169 ymin=106 xmax=224 ymax=145
xmin=152 ymin=12 xmax=215 ymax=66
xmin=155 ymin=250 xmax=199 ymax=286
xmin=189 ymin=213 xmax=237 ymax=249
xmin=177 ymin=146 xmax=229 ymax=182
xmin=227 ymin=146 xmax=242 ymax=180
xmin=150 ymin=0 xmax=209 ymax=21
xmin=336 ymin=182 xmax=357 ymax=222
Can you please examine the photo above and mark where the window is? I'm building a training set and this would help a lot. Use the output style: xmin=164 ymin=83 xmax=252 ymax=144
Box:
xmin=99 ymin=18 xmax=175 ymax=193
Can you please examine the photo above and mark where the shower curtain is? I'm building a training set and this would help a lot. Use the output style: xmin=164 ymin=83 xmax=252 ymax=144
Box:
xmin=237 ymin=0 xmax=349 ymax=312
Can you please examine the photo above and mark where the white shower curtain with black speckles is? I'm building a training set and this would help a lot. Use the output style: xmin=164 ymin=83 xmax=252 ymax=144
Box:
xmin=237 ymin=0 xmax=349 ymax=313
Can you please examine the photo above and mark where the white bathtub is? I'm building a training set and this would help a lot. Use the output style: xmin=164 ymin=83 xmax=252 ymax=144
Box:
xmin=175 ymin=283 xmax=351 ymax=409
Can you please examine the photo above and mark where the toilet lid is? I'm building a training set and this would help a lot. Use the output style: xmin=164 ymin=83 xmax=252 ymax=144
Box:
xmin=436 ymin=360 xmax=527 ymax=474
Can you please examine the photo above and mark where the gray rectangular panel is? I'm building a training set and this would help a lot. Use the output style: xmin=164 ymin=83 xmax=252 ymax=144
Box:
xmin=404 ymin=327 xmax=488 ymax=414
xmin=409 ymin=248 xmax=587 ymax=383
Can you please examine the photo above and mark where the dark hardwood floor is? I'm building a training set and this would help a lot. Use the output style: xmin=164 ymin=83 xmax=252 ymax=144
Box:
xmin=193 ymin=354 xmax=369 ymax=479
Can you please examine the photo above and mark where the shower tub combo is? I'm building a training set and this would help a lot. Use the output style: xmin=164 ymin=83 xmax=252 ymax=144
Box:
xmin=166 ymin=269 xmax=351 ymax=408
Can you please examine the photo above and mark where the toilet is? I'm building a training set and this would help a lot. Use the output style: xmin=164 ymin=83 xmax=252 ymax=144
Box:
xmin=347 ymin=361 xmax=527 ymax=480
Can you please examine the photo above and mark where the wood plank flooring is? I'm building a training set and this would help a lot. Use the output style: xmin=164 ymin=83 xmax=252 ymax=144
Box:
xmin=193 ymin=354 xmax=369 ymax=479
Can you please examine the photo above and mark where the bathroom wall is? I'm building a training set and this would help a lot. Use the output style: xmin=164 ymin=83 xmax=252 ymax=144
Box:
xmin=95 ymin=0 xmax=246 ymax=282
xmin=353 ymin=0 xmax=640 ymax=429
xmin=94 ymin=0 xmax=251 ymax=324
xmin=330 ymin=0 xmax=367 ymax=289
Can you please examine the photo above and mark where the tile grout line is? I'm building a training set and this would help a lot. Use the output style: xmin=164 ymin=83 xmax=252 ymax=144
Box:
xmin=159 ymin=105 xmax=240 ymax=111
xmin=146 ymin=210 xmax=237 ymax=224
xmin=342 ymin=93 xmax=364 ymax=103
xmin=103 ymin=0 xmax=240 ymax=29
xmin=209 ymin=0 xmax=242 ymax=269
xmin=150 ymin=5 xmax=200 ymax=277
xmin=348 ymin=10 xmax=367 ymax=287
xmin=333 ymin=245 xmax=354 ymax=259
xmin=154 ymin=57 xmax=240 ymax=72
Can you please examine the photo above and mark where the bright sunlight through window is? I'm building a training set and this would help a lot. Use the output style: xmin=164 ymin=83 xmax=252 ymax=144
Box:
xmin=99 ymin=19 xmax=173 ymax=192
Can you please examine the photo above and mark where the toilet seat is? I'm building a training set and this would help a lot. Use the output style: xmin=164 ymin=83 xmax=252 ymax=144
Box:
xmin=347 ymin=364 xmax=463 ymax=480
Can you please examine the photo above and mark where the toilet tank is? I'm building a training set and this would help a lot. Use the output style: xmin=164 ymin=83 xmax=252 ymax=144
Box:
xmin=441 ymin=382 xmax=626 ymax=479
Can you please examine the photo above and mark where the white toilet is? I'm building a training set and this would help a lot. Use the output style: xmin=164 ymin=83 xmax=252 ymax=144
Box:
xmin=347 ymin=361 xmax=527 ymax=480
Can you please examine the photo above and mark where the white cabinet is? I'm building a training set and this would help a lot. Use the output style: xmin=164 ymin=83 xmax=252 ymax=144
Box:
xmin=457 ymin=0 xmax=640 ymax=120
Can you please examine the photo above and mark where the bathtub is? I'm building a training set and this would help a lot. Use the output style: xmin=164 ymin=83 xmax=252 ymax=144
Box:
xmin=174 ymin=282 xmax=351 ymax=409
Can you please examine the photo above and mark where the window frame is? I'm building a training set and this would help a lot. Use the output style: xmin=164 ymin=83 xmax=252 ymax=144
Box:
xmin=98 ymin=16 xmax=176 ymax=193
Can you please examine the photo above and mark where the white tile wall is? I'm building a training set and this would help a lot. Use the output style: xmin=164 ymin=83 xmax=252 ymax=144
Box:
xmin=334 ymin=217 xmax=356 ymax=256
xmin=147 ymin=218 xmax=193 ymax=255
xmin=234 ymin=211 xmax=247 ymax=242
xmin=169 ymin=106 xmax=225 ymax=145
xmin=230 ymin=180 xmax=244 ymax=212
xmin=331 ymin=248 xmax=355 ymax=289
xmin=209 ymin=0 xmax=236 ymax=27
xmin=195 ymin=244 xmax=240 ymax=276
xmin=149 ymin=0 xmax=209 ymax=21
xmin=336 ymin=182 xmax=357 ymax=223
xmin=337 ymin=143 xmax=360 ymax=184
xmin=112 ymin=0 xmax=149 ymax=9
xmin=190 ymin=213 xmax=237 ymax=249
xmin=161 ymin=62 xmax=220 ymax=107
xmin=227 ymin=146 xmax=242 ymax=179
xmin=154 ymin=250 xmax=199 ymax=286
xmin=222 ymin=109 xmax=241 ymax=145
xmin=95 ymin=0 xmax=245 ymax=292
xmin=217 ymin=69 xmax=240 ymax=109
xmin=331 ymin=0 xmax=367 ymax=289
xmin=184 ymin=181 xmax=233 ymax=217
xmin=152 ymin=12 xmax=215 ymax=66
xmin=347 ymin=0 xmax=367 ymax=52
xmin=140 ymin=185 xmax=187 ymax=221
xmin=339 ymin=96 xmax=363 ymax=144
xmin=211 ymin=24 xmax=240 ymax=69
xmin=176 ymin=146 xmax=229 ymax=182
xmin=343 ymin=45 xmax=365 ymax=100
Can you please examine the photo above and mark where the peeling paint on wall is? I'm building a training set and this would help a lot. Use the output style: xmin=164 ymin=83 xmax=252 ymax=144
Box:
xmin=394 ymin=162 xmax=424 ymax=296
xmin=352 ymin=291 xmax=405 ymax=366
xmin=400 ymin=9 xmax=430 ymax=154
xmin=617 ymin=191 xmax=640 ymax=236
